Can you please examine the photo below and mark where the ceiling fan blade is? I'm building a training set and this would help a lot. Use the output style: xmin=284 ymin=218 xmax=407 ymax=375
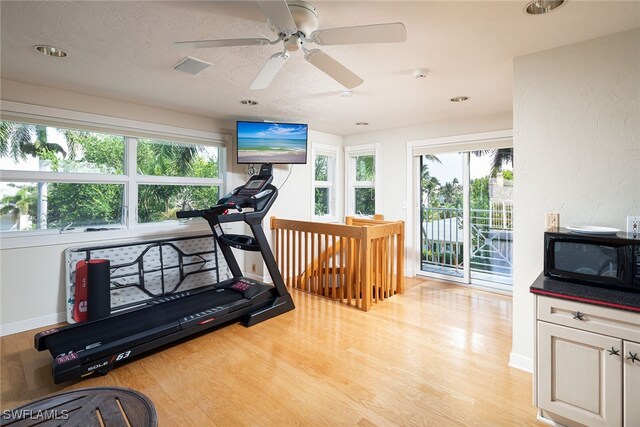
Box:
xmin=310 ymin=22 xmax=407 ymax=46
xmin=256 ymin=0 xmax=298 ymax=34
xmin=174 ymin=38 xmax=272 ymax=50
xmin=250 ymin=52 xmax=289 ymax=90
xmin=304 ymin=49 xmax=363 ymax=89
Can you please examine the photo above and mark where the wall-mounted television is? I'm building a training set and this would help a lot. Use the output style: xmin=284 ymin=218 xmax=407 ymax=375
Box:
xmin=236 ymin=121 xmax=308 ymax=165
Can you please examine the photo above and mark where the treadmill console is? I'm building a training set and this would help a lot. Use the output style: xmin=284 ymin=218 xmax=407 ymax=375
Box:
xmin=237 ymin=176 xmax=270 ymax=197
xmin=236 ymin=164 xmax=273 ymax=197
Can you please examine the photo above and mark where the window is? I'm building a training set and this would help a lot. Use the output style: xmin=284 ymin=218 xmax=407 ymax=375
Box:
xmin=0 ymin=118 xmax=224 ymax=235
xmin=312 ymin=144 xmax=339 ymax=221
xmin=345 ymin=144 xmax=379 ymax=217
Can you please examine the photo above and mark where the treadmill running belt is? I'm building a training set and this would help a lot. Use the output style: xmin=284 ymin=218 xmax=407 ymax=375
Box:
xmin=45 ymin=289 xmax=245 ymax=355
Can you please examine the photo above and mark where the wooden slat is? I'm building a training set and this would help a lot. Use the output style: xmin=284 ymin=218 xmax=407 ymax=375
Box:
xmin=324 ymin=234 xmax=329 ymax=298
xmin=317 ymin=233 xmax=322 ymax=296
xmin=288 ymin=229 xmax=293 ymax=289
xmin=305 ymin=232 xmax=310 ymax=291
xmin=340 ymin=236 xmax=346 ymax=302
xmin=279 ymin=227 xmax=283 ymax=274
xmin=332 ymin=235 xmax=337 ymax=300
xmin=274 ymin=226 xmax=280 ymax=273
xmin=373 ymin=238 xmax=378 ymax=304
xmin=309 ymin=232 xmax=318 ymax=292
xmin=282 ymin=230 xmax=291 ymax=286
xmin=397 ymin=222 xmax=405 ymax=293
xmin=355 ymin=239 xmax=361 ymax=309
xmin=298 ymin=230 xmax=302 ymax=289
xmin=381 ymin=237 xmax=386 ymax=301
xmin=385 ymin=236 xmax=395 ymax=297
xmin=346 ymin=237 xmax=352 ymax=306
xmin=361 ymin=228 xmax=371 ymax=311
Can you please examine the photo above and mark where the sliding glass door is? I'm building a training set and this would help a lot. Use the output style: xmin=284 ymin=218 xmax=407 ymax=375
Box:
xmin=419 ymin=148 xmax=513 ymax=289
xmin=420 ymin=153 xmax=465 ymax=280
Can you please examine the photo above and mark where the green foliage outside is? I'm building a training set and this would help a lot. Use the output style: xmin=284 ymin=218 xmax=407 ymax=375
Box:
xmin=354 ymin=155 xmax=375 ymax=216
xmin=314 ymin=155 xmax=330 ymax=216
xmin=314 ymin=188 xmax=329 ymax=216
xmin=420 ymin=151 xmax=514 ymax=265
xmin=0 ymin=122 xmax=220 ymax=230
xmin=0 ymin=184 xmax=37 ymax=224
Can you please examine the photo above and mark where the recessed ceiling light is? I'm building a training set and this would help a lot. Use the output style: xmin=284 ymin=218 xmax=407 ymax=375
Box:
xmin=525 ymin=0 xmax=565 ymax=15
xmin=34 ymin=45 xmax=67 ymax=57
xmin=240 ymin=100 xmax=258 ymax=106
xmin=450 ymin=96 xmax=469 ymax=103
xmin=340 ymin=90 xmax=352 ymax=98
xmin=356 ymin=122 xmax=369 ymax=126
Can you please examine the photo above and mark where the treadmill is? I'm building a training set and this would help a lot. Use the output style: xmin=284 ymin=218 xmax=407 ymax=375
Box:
xmin=35 ymin=164 xmax=295 ymax=383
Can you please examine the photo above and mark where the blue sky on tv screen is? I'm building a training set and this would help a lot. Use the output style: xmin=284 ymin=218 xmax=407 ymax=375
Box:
xmin=237 ymin=122 xmax=307 ymax=142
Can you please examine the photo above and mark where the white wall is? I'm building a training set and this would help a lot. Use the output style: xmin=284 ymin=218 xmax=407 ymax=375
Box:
xmin=0 ymin=79 xmax=245 ymax=335
xmin=511 ymin=28 xmax=640 ymax=369
xmin=0 ymin=79 xmax=231 ymax=133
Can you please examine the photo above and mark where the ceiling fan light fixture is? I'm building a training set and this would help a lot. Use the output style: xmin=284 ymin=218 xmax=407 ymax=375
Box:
xmin=525 ymin=0 xmax=565 ymax=15
xmin=450 ymin=96 xmax=469 ymax=102
xmin=34 ymin=45 xmax=67 ymax=57
xmin=340 ymin=90 xmax=352 ymax=98
xmin=240 ymin=100 xmax=259 ymax=106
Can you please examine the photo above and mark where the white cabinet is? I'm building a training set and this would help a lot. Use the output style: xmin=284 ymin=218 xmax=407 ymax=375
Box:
xmin=623 ymin=341 xmax=640 ymax=426
xmin=535 ymin=296 xmax=640 ymax=427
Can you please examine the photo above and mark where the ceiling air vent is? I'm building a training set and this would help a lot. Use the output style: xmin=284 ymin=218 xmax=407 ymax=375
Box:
xmin=173 ymin=57 xmax=212 ymax=75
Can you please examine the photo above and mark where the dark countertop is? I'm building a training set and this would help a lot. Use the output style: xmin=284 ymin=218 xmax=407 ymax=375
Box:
xmin=530 ymin=273 xmax=640 ymax=312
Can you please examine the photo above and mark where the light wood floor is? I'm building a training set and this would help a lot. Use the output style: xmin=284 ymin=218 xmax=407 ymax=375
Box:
xmin=1 ymin=278 xmax=542 ymax=426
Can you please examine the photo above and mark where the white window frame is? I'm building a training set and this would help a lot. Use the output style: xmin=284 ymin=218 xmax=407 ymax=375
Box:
xmin=0 ymin=101 xmax=229 ymax=249
xmin=311 ymin=144 xmax=340 ymax=222
xmin=344 ymin=143 xmax=380 ymax=217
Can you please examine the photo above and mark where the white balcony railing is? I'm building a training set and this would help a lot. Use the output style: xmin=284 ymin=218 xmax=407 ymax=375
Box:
xmin=421 ymin=207 xmax=513 ymax=282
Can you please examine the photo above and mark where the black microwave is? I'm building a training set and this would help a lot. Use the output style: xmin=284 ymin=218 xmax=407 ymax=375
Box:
xmin=544 ymin=229 xmax=640 ymax=292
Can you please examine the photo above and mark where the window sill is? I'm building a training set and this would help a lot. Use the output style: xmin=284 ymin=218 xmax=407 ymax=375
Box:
xmin=0 ymin=221 xmax=214 ymax=250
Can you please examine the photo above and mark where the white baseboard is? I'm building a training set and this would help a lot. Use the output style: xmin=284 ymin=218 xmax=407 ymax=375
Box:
xmin=509 ymin=351 xmax=533 ymax=373
xmin=0 ymin=312 xmax=65 ymax=337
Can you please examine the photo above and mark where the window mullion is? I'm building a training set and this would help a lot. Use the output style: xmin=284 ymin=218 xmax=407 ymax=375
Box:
xmin=0 ymin=170 xmax=127 ymax=184
xmin=136 ymin=176 xmax=223 ymax=186
xmin=126 ymin=137 xmax=138 ymax=228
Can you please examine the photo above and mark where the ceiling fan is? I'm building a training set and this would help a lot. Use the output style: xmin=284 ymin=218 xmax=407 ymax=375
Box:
xmin=174 ymin=0 xmax=407 ymax=90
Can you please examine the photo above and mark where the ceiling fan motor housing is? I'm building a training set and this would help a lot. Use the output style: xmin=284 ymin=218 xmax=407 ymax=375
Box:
xmin=287 ymin=0 xmax=318 ymax=37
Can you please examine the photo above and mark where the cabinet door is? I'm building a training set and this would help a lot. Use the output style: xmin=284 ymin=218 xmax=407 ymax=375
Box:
xmin=538 ymin=321 xmax=622 ymax=427
xmin=624 ymin=341 xmax=640 ymax=427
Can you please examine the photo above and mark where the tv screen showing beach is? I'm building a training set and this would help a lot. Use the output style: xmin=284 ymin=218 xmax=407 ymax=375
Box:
xmin=237 ymin=121 xmax=308 ymax=164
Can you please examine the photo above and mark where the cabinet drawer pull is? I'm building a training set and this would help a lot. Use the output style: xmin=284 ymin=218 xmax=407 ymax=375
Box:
xmin=607 ymin=347 xmax=620 ymax=356
xmin=572 ymin=311 xmax=585 ymax=320
xmin=627 ymin=352 xmax=639 ymax=363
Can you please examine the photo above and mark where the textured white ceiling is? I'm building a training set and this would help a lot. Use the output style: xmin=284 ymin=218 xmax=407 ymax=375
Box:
xmin=1 ymin=1 xmax=639 ymax=135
